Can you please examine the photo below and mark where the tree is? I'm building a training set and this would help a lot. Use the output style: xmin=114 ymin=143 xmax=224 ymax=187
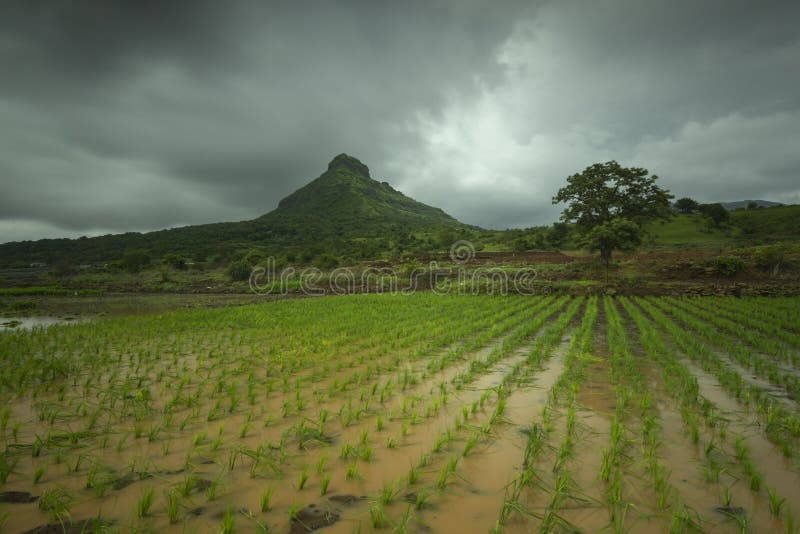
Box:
xmin=552 ymin=161 xmax=673 ymax=265
xmin=545 ymin=222 xmax=569 ymax=249
xmin=121 ymin=249 xmax=150 ymax=273
xmin=162 ymin=253 xmax=187 ymax=270
xmin=674 ymin=197 xmax=700 ymax=213
xmin=698 ymin=203 xmax=729 ymax=227
xmin=583 ymin=218 xmax=642 ymax=265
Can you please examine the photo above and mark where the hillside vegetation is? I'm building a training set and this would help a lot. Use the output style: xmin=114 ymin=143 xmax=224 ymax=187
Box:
xmin=0 ymin=153 xmax=797 ymax=270
xmin=0 ymin=155 xmax=470 ymax=267
xmin=644 ymin=205 xmax=800 ymax=248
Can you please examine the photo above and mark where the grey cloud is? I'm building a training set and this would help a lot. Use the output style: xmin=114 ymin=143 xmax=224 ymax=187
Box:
xmin=1 ymin=0 xmax=798 ymax=241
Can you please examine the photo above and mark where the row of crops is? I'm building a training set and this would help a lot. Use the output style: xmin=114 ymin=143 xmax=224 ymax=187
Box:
xmin=0 ymin=294 xmax=798 ymax=533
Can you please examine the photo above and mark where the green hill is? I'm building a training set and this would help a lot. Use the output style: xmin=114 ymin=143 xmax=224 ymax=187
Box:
xmin=260 ymin=153 xmax=462 ymax=235
xmin=0 ymin=154 xmax=469 ymax=267
xmin=731 ymin=204 xmax=800 ymax=240
xmin=644 ymin=204 xmax=800 ymax=248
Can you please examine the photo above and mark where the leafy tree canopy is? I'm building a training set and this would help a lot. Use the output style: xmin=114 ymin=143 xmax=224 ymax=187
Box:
xmin=582 ymin=218 xmax=642 ymax=266
xmin=674 ymin=197 xmax=700 ymax=213
xmin=553 ymin=161 xmax=673 ymax=264
xmin=698 ymin=203 xmax=729 ymax=227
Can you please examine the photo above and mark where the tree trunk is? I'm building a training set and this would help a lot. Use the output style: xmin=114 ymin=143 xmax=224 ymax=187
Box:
xmin=600 ymin=246 xmax=612 ymax=267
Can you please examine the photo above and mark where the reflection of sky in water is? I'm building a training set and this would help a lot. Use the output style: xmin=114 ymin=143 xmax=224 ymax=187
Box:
xmin=0 ymin=316 xmax=87 ymax=331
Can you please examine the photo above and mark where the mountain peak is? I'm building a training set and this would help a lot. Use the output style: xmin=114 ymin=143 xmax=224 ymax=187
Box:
xmin=268 ymin=154 xmax=464 ymax=231
xmin=327 ymin=153 xmax=371 ymax=178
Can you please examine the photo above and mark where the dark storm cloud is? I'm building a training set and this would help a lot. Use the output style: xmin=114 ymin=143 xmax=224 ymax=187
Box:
xmin=389 ymin=0 xmax=800 ymax=228
xmin=1 ymin=0 xmax=798 ymax=241
xmin=0 ymin=0 xmax=533 ymax=240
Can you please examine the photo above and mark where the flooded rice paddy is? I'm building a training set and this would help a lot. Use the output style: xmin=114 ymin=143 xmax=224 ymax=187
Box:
xmin=0 ymin=294 xmax=798 ymax=533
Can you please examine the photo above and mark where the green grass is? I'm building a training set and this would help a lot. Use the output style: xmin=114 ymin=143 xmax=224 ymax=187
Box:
xmin=645 ymin=205 xmax=800 ymax=247
xmin=731 ymin=204 xmax=800 ymax=239
xmin=644 ymin=214 xmax=732 ymax=246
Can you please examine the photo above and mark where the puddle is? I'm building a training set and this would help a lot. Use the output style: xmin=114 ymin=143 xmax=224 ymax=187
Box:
xmin=0 ymin=316 xmax=88 ymax=331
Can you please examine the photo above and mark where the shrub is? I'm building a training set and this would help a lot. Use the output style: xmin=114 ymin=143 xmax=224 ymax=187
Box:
xmin=708 ymin=256 xmax=745 ymax=277
xmin=314 ymin=254 xmax=339 ymax=270
xmin=162 ymin=254 xmax=187 ymax=270
xmin=698 ymin=203 xmax=729 ymax=227
xmin=227 ymin=260 xmax=252 ymax=281
xmin=122 ymin=250 xmax=151 ymax=273
xmin=752 ymin=244 xmax=786 ymax=275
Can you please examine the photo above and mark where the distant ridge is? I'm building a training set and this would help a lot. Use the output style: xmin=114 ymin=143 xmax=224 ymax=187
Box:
xmin=720 ymin=199 xmax=783 ymax=210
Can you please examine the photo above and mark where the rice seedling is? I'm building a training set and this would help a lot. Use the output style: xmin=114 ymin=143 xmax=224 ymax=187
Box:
xmin=346 ymin=462 xmax=360 ymax=480
xmin=297 ymin=466 xmax=310 ymax=490
xmin=315 ymin=454 xmax=328 ymax=474
xmin=38 ymin=486 xmax=72 ymax=523
xmin=137 ymin=487 xmax=155 ymax=517
xmin=370 ymin=502 xmax=389 ymax=529
xmin=205 ymin=478 xmax=220 ymax=500
xmin=288 ymin=501 xmax=302 ymax=521
xmin=320 ymin=473 xmax=331 ymax=495
xmin=166 ymin=490 xmax=180 ymax=524
xmin=221 ymin=507 xmax=235 ymax=534
xmin=259 ymin=487 xmax=274 ymax=512
xmin=462 ymin=432 xmax=480 ymax=457
xmin=379 ymin=480 xmax=398 ymax=505
xmin=768 ymin=487 xmax=786 ymax=517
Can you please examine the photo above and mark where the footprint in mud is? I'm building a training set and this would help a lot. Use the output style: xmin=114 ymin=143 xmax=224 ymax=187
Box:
xmin=327 ymin=494 xmax=366 ymax=505
xmin=110 ymin=471 xmax=156 ymax=490
xmin=21 ymin=519 xmax=113 ymax=534
xmin=716 ymin=506 xmax=747 ymax=519
xmin=289 ymin=503 xmax=341 ymax=533
xmin=0 ymin=491 xmax=39 ymax=503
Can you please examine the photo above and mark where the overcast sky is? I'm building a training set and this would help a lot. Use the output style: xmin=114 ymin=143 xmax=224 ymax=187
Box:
xmin=1 ymin=0 xmax=798 ymax=243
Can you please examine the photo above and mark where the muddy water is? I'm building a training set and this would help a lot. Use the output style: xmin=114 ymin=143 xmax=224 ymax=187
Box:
xmin=0 ymin=305 xmax=546 ymax=534
xmin=712 ymin=349 xmax=798 ymax=410
xmin=196 ymin=328 xmax=550 ymax=532
xmin=556 ymin=358 xmax=614 ymax=531
xmin=419 ymin=350 xmax=567 ymax=534
xmin=680 ymin=357 xmax=799 ymax=530
xmin=298 ymin=331 xmax=572 ymax=534
xmin=0 ymin=315 xmax=88 ymax=330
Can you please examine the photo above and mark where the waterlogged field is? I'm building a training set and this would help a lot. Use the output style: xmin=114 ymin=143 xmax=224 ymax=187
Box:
xmin=0 ymin=294 xmax=799 ymax=533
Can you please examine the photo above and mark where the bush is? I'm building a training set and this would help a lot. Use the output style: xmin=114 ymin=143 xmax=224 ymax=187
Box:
xmin=162 ymin=254 xmax=187 ymax=270
xmin=122 ymin=250 xmax=151 ymax=273
xmin=698 ymin=203 xmax=729 ymax=227
xmin=314 ymin=254 xmax=340 ymax=270
xmin=708 ymin=256 xmax=745 ymax=277
xmin=227 ymin=260 xmax=252 ymax=281
xmin=752 ymin=244 xmax=786 ymax=275
xmin=674 ymin=197 xmax=700 ymax=213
